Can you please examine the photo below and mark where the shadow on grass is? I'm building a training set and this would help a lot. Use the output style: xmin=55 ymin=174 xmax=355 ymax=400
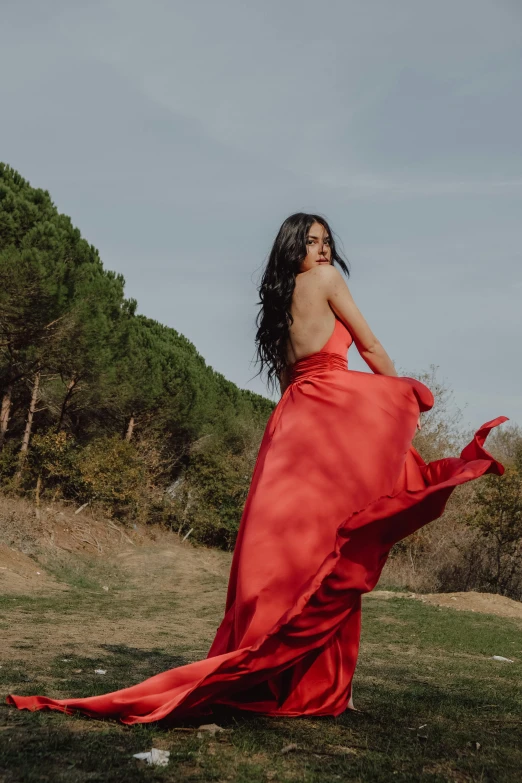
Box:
xmin=100 ymin=643 xmax=190 ymax=669
xmin=0 ymin=707 xmax=175 ymax=783
xmin=2 ymin=646 xmax=191 ymax=703
xmin=2 ymin=597 xmax=521 ymax=781
xmin=2 ymin=656 xmax=522 ymax=782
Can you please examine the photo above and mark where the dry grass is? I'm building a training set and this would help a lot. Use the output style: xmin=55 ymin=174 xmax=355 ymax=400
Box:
xmin=0 ymin=493 xmax=231 ymax=665
xmin=381 ymin=484 xmax=505 ymax=596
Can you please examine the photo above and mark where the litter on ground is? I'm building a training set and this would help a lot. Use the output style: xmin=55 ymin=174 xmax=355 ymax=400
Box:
xmin=132 ymin=749 xmax=170 ymax=767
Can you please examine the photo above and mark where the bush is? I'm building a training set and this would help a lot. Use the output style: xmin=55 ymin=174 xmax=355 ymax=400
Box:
xmin=166 ymin=420 xmax=264 ymax=550
xmin=26 ymin=431 xmax=148 ymax=517
xmin=77 ymin=435 xmax=146 ymax=518
xmin=169 ymin=449 xmax=250 ymax=550
xmin=435 ymin=529 xmax=522 ymax=601
xmin=383 ymin=435 xmax=522 ymax=601
xmin=0 ymin=439 xmax=19 ymax=485
xmin=462 ymin=465 xmax=522 ymax=599
xmin=383 ymin=410 xmax=522 ymax=600
xmin=27 ymin=430 xmax=79 ymax=498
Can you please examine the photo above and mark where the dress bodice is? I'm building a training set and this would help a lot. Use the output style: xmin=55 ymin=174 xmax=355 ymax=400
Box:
xmin=319 ymin=317 xmax=353 ymax=357
xmin=289 ymin=318 xmax=353 ymax=383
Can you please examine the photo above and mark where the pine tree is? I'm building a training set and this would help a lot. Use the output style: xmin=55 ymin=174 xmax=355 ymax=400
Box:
xmin=0 ymin=162 xmax=274 ymax=532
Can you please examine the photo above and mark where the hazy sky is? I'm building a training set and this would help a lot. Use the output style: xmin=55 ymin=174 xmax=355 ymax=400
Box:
xmin=1 ymin=0 xmax=521 ymax=428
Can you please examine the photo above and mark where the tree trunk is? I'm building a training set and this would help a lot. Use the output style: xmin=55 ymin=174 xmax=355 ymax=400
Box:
xmin=35 ymin=474 xmax=42 ymax=506
xmin=125 ymin=414 xmax=135 ymax=442
xmin=0 ymin=384 xmax=13 ymax=449
xmin=19 ymin=371 xmax=41 ymax=463
xmin=56 ymin=377 xmax=77 ymax=432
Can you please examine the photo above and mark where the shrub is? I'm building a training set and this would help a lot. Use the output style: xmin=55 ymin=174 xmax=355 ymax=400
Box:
xmin=0 ymin=439 xmax=19 ymax=485
xmin=463 ymin=465 xmax=522 ymax=599
xmin=27 ymin=430 xmax=79 ymax=498
xmin=166 ymin=420 xmax=264 ymax=550
xmin=383 ymin=452 xmax=522 ymax=601
xmin=382 ymin=401 xmax=522 ymax=600
xmin=77 ymin=435 xmax=146 ymax=518
xmin=172 ymin=448 xmax=251 ymax=550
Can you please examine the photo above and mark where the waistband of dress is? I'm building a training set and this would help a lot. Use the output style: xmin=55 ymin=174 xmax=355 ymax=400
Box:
xmin=289 ymin=351 xmax=348 ymax=382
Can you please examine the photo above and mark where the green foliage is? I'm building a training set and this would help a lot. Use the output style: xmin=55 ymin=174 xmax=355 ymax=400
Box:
xmin=76 ymin=436 xmax=146 ymax=517
xmin=167 ymin=418 xmax=265 ymax=550
xmin=465 ymin=463 xmax=522 ymax=598
xmin=0 ymin=439 xmax=18 ymax=482
xmin=0 ymin=162 xmax=273 ymax=529
xmin=28 ymin=430 xmax=78 ymax=495
xmin=15 ymin=428 xmax=159 ymax=521
xmin=184 ymin=449 xmax=251 ymax=549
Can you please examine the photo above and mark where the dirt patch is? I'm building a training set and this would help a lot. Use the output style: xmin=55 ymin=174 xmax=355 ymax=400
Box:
xmin=0 ymin=544 xmax=66 ymax=594
xmin=415 ymin=591 xmax=522 ymax=619
xmin=0 ymin=495 xmax=233 ymax=665
xmin=368 ymin=589 xmax=522 ymax=620
xmin=0 ymin=539 xmax=231 ymax=665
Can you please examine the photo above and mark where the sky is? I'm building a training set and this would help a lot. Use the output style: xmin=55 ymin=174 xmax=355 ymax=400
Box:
xmin=1 ymin=0 xmax=521 ymax=428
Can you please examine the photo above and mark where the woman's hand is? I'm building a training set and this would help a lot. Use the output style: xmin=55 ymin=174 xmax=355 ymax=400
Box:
xmin=416 ymin=416 xmax=422 ymax=432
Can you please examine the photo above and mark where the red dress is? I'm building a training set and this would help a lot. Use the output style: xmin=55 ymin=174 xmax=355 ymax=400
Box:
xmin=7 ymin=318 xmax=506 ymax=723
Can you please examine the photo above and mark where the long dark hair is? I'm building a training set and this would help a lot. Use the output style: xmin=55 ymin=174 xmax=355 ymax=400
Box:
xmin=255 ymin=212 xmax=349 ymax=391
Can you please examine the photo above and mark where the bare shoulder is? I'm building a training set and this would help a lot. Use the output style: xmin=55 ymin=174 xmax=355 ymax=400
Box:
xmin=298 ymin=265 xmax=345 ymax=290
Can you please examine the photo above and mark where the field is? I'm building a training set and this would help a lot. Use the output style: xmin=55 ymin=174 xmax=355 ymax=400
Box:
xmin=0 ymin=508 xmax=521 ymax=783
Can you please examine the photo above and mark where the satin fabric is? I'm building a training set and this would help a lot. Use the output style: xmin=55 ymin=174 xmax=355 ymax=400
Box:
xmin=7 ymin=318 xmax=506 ymax=723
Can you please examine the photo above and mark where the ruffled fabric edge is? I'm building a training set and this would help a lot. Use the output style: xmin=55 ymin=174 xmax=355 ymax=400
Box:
xmin=6 ymin=417 xmax=507 ymax=724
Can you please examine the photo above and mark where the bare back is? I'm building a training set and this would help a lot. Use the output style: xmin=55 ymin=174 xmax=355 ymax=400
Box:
xmin=279 ymin=260 xmax=397 ymax=392
xmin=286 ymin=270 xmax=336 ymax=365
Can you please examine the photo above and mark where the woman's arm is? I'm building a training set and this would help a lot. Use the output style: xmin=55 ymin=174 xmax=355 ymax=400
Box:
xmin=316 ymin=265 xmax=398 ymax=377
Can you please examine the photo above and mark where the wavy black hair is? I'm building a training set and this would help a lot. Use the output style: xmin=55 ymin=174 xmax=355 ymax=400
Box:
xmin=255 ymin=212 xmax=349 ymax=391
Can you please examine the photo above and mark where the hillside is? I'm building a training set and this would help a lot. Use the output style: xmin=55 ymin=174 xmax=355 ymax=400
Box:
xmin=0 ymin=163 xmax=273 ymax=549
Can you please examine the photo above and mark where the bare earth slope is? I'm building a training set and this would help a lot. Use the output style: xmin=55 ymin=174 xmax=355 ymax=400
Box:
xmin=0 ymin=495 xmax=231 ymax=665
xmin=367 ymin=589 xmax=522 ymax=620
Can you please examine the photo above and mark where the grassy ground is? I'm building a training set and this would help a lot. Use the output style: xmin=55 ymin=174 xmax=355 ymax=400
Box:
xmin=1 ymin=548 xmax=521 ymax=782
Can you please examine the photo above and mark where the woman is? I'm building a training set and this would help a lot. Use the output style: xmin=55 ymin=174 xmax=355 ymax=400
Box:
xmin=7 ymin=213 xmax=505 ymax=723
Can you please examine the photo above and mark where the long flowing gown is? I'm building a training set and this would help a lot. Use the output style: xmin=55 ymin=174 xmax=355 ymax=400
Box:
xmin=7 ymin=318 xmax=506 ymax=723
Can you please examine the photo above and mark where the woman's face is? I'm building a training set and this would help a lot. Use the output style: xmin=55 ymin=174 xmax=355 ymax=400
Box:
xmin=299 ymin=222 xmax=332 ymax=272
